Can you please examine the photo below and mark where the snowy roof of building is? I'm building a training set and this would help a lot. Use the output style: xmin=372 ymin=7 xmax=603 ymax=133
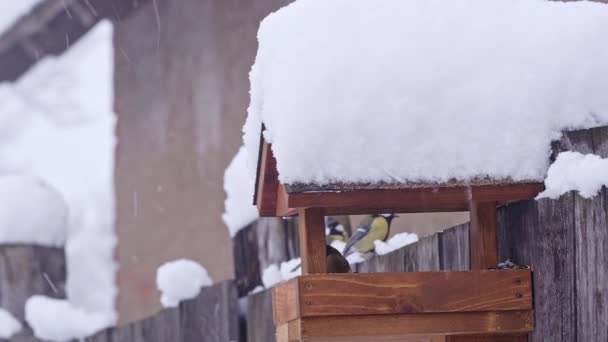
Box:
xmin=244 ymin=0 xmax=608 ymax=192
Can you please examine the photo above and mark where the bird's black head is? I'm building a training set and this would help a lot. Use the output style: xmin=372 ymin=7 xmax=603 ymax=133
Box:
xmin=384 ymin=213 xmax=398 ymax=224
xmin=326 ymin=217 xmax=339 ymax=229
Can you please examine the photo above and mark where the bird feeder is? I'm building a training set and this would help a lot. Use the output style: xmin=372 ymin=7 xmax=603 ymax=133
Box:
xmin=255 ymin=142 xmax=542 ymax=341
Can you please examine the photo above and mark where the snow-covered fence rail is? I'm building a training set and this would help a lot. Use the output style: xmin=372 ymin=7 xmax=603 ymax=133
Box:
xmin=244 ymin=125 xmax=608 ymax=342
xmin=85 ymin=281 xmax=239 ymax=342
xmin=0 ymin=245 xmax=66 ymax=341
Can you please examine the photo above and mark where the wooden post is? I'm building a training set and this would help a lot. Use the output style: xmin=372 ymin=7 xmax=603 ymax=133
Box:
xmin=469 ymin=201 xmax=498 ymax=270
xmin=464 ymin=201 xmax=529 ymax=342
xmin=298 ymin=208 xmax=327 ymax=274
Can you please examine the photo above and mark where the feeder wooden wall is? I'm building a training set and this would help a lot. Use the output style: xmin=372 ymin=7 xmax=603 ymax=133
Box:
xmin=242 ymin=125 xmax=608 ymax=342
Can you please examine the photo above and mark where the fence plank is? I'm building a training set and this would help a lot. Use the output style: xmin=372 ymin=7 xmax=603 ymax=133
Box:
xmin=247 ymin=289 xmax=275 ymax=342
xmin=439 ymin=223 xmax=469 ymax=271
xmin=592 ymin=126 xmax=608 ymax=158
xmin=498 ymin=195 xmax=576 ymax=342
xmin=405 ymin=234 xmax=440 ymax=272
xmin=255 ymin=218 xmax=291 ymax=271
xmin=358 ymin=248 xmax=406 ymax=273
xmin=552 ymin=129 xmax=594 ymax=160
xmin=574 ymin=189 xmax=608 ymax=342
xmin=0 ymin=245 xmax=66 ymax=340
xmin=233 ymin=223 xmax=263 ymax=297
xmin=180 ymin=281 xmax=239 ymax=342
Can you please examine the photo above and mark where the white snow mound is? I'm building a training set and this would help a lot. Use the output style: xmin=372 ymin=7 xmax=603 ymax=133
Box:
xmin=25 ymin=296 xmax=112 ymax=342
xmin=374 ymin=232 xmax=419 ymax=256
xmin=0 ymin=308 xmax=22 ymax=339
xmin=0 ymin=175 xmax=68 ymax=246
xmin=222 ymin=146 xmax=258 ymax=237
xmin=538 ymin=151 xmax=608 ymax=199
xmin=245 ymin=0 xmax=608 ymax=185
xmin=156 ymin=259 xmax=213 ymax=308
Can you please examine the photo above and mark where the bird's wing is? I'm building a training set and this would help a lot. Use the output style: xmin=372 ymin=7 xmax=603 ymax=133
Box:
xmin=342 ymin=223 xmax=371 ymax=255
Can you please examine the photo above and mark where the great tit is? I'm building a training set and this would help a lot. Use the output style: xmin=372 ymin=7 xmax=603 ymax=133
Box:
xmin=325 ymin=217 xmax=349 ymax=244
xmin=326 ymin=244 xmax=351 ymax=273
xmin=342 ymin=214 xmax=397 ymax=255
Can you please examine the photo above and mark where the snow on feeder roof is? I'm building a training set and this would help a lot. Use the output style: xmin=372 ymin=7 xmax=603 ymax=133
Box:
xmin=244 ymin=0 xmax=608 ymax=195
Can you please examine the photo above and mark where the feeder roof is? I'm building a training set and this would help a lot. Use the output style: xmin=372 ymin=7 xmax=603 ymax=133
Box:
xmin=244 ymin=0 xmax=608 ymax=189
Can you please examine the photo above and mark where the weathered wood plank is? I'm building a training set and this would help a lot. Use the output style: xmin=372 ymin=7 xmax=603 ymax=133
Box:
xmin=248 ymin=289 xmax=276 ymax=342
xmin=0 ymin=245 xmax=66 ymax=339
xmin=180 ymin=281 xmax=239 ymax=342
xmin=295 ymin=310 xmax=534 ymax=338
xmin=297 ymin=208 xmax=326 ymax=274
xmin=592 ymin=126 xmax=608 ymax=157
xmin=273 ymin=271 xmax=531 ymax=324
xmin=574 ymin=189 xmax=608 ymax=342
xmin=439 ymin=223 xmax=469 ymax=271
xmin=551 ymin=128 xmax=595 ymax=160
xmin=233 ymin=223 xmax=263 ymax=297
xmin=498 ymin=195 xmax=576 ymax=342
xmin=357 ymin=248 xmax=406 ymax=273
xmin=405 ymin=234 xmax=440 ymax=272
xmin=256 ymin=217 xmax=291 ymax=271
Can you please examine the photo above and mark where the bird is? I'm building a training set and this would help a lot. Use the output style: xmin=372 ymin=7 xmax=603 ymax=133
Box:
xmin=325 ymin=244 xmax=351 ymax=273
xmin=325 ymin=217 xmax=349 ymax=244
xmin=342 ymin=214 xmax=397 ymax=255
xmin=289 ymin=244 xmax=352 ymax=273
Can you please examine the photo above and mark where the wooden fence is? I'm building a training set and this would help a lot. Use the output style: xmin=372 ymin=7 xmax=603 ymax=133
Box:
xmin=0 ymin=245 xmax=66 ymax=342
xmin=245 ymin=125 xmax=608 ymax=342
xmin=86 ymin=281 xmax=239 ymax=342
xmin=1 ymin=125 xmax=605 ymax=342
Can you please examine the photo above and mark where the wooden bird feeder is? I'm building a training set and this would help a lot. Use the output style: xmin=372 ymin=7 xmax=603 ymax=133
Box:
xmin=255 ymin=141 xmax=543 ymax=341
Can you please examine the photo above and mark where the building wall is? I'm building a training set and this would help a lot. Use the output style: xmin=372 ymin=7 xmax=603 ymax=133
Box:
xmin=113 ymin=0 xmax=291 ymax=323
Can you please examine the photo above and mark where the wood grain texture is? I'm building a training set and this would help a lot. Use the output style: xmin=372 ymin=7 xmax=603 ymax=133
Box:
xmin=232 ymin=223 xmax=263 ymax=297
xmin=469 ymin=201 xmax=498 ymax=270
xmin=256 ymin=217 xmax=292 ymax=271
xmin=405 ymin=234 xmax=441 ymax=272
xmin=180 ymin=280 xmax=239 ymax=342
xmin=592 ymin=126 xmax=608 ymax=157
xmin=296 ymin=310 xmax=534 ymax=338
xmin=287 ymin=183 xmax=543 ymax=215
xmin=498 ymin=195 xmax=576 ymax=342
xmin=439 ymin=223 xmax=469 ymax=271
xmin=248 ymin=289 xmax=276 ymax=342
xmin=298 ymin=208 xmax=326 ymax=274
xmin=0 ymin=244 xmax=66 ymax=339
xmin=574 ymin=188 xmax=608 ymax=342
xmin=273 ymin=279 xmax=300 ymax=325
xmin=447 ymin=334 xmax=528 ymax=342
xmin=272 ymin=271 xmax=532 ymax=324
xmin=256 ymin=142 xmax=280 ymax=216
xmin=357 ymin=247 xmax=406 ymax=273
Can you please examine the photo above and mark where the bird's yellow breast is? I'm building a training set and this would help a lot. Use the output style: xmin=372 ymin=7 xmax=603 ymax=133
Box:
xmin=355 ymin=217 xmax=389 ymax=253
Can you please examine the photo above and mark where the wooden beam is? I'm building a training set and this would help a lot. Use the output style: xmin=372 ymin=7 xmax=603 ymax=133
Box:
xmin=298 ymin=208 xmax=327 ymax=274
xmin=273 ymin=270 xmax=532 ymax=325
xmin=280 ymin=310 xmax=533 ymax=340
xmin=256 ymin=142 xmax=280 ymax=216
xmin=286 ymin=184 xmax=543 ymax=214
xmin=469 ymin=201 xmax=498 ymax=270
